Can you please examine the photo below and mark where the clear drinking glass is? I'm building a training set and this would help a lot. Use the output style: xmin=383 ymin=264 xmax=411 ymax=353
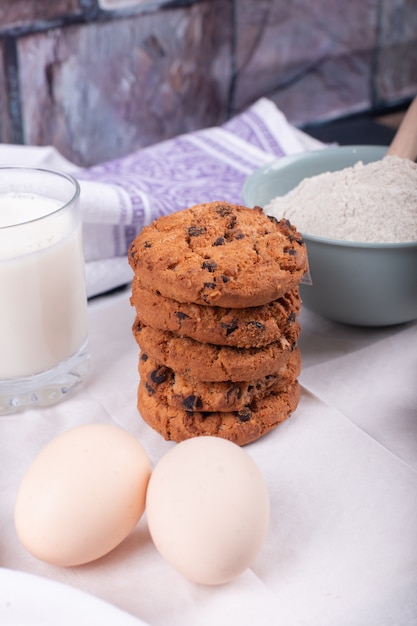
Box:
xmin=0 ymin=167 xmax=89 ymax=414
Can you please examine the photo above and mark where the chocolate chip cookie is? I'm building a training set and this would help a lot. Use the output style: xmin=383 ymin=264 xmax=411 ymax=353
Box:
xmin=131 ymin=279 xmax=301 ymax=348
xmin=139 ymin=349 xmax=301 ymax=413
xmin=133 ymin=319 xmax=299 ymax=382
xmin=128 ymin=201 xmax=307 ymax=308
xmin=137 ymin=378 xmax=301 ymax=446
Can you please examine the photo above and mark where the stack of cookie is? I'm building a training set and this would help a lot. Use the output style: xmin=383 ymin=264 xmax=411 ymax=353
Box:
xmin=128 ymin=201 xmax=308 ymax=446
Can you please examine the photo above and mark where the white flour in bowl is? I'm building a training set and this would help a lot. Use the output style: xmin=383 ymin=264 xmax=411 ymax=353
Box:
xmin=265 ymin=155 xmax=417 ymax=243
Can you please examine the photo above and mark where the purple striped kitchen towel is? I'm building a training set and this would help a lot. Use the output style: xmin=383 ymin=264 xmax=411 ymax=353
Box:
xmin=75 ymin=98 xmax=323 ymax=296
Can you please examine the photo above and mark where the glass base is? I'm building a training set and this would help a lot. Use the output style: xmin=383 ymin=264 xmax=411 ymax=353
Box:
xmin=0 ymin=340 xmax=89 ymax=415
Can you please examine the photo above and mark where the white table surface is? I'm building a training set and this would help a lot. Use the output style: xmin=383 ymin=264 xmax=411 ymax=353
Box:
xmin=1 ymin=285 xmax=417 ymax=626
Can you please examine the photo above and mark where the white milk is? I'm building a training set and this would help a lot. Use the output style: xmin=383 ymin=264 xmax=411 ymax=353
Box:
xmin=0 ymin=193 xmax=88 ymax=379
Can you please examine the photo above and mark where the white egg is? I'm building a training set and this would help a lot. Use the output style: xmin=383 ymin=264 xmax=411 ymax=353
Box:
xmin=146 ymin=436 xmax=270 ymax=585
xmin=15 ymin=424 xmax=151 ymax=566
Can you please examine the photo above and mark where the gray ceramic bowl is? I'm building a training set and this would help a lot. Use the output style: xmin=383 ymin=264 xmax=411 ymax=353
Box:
xmin=243 ymin=145 xmax=417 ymax=327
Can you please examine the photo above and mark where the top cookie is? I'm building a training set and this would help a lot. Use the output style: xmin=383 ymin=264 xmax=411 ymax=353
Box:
xmin=128 ymin=201 xmax=307 ymax=308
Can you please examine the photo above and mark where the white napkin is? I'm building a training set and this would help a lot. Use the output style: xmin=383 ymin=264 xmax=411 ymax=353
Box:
xmin=299 ymin=312 xmax=417 ymax=470
xmin=1 ymin=291 xmax=416 ymax=626
xmin=0 ymin=566 xmax=147 ymax=626
xmin=0 ymin=98 xmax=324 ymax=298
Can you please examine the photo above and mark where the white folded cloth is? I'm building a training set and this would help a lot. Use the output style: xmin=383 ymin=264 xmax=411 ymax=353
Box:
xmin=1 ymin=290 xmax=416 ymax=626
xmin=0 ymin=98 xmax=324 ymax=297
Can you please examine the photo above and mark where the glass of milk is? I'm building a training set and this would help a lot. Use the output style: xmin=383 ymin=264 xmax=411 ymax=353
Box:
xmin=0 ymin=167 xmax=89 ymax=414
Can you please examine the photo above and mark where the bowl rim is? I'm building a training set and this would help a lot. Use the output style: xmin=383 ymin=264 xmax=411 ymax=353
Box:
xmin=300 ymin=232 xmax=417 ymax=249
xmin=243 ymin=144 xmax=388 ymax=193
xmin=243 ymin=145 xmax=417 ymax=248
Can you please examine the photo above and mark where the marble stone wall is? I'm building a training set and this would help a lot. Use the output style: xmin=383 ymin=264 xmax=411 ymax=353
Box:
xmin=0 ymin=0 xmax=416 ymax=166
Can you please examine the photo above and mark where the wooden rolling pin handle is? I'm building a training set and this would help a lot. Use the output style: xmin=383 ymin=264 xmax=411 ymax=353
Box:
xmin=386 ymin=95 xmax=417 ymax=160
